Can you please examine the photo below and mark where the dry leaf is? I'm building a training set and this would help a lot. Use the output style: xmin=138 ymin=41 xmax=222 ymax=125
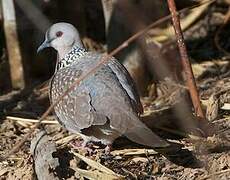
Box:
xmin=206 ymin=94 xmax=219 ymax=121
xmin=0 ymin=167 xmax=10 ymax=176
xmin=72 ymin=151 xmax=123 ymax=179
xmin=76 ymin=168 xmax=122 ymax=180
xmin=131 ymin=157 xmax=148 ymax=163
xmin=221 ymin=103 xmax=230 ymax=110
xmin=111 ymin=148 xmax=158 ymax=156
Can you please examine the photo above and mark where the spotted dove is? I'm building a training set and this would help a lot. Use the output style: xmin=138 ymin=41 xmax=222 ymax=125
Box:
xmin=37 ymin=22 xmax=169 ymax=149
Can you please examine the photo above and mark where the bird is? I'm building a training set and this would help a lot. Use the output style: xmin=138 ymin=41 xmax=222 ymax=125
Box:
xmin=37 ymin=22 xmax=169 ymax=152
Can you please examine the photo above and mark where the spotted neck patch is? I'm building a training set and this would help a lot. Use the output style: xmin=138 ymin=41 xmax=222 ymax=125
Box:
xmin=57 ymin=46 xmax=87 ymax=70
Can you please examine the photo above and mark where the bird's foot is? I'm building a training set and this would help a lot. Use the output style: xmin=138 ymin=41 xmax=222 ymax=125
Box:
xmin=104 ymin=144 xmax=112 ymax=155
xmin=70 ymin=139 xmax=95 ymax=155
xmin=70 ymin=139 xmax=84 ymax=147
xmin=100 ymin=144 xmax=113 ymax=160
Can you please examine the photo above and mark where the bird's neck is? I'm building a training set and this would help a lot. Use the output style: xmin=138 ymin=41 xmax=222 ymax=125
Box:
xmin=56 ymin=45 xmax=87 ymax=71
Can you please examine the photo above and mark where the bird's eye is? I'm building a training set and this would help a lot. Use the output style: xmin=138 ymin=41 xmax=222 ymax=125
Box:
xmin=56 ymin=31 xmax=63 ymax=37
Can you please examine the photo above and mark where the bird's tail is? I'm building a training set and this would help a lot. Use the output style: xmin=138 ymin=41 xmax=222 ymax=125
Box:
xmin=124 ymin=120 xmax=169 ymax=148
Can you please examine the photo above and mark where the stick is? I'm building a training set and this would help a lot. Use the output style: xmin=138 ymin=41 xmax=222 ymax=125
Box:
xmin=6 ymin=116 xmax=58 ymax=124
xmin=2 ymin=0 xmax=25 ymax=89
xmin=167 ymin=0 xmax=205 ymax=119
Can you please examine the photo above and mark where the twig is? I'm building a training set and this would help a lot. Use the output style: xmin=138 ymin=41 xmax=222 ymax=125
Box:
xmin=55 ymin=134 xmax=80 ymax=145
xmin=111 ymin=149 xmax=158 ymax=156
xmin=33 ymin=79 xmax=50 ymax=94
xmin=73 ymin=151 xmax=115 ymax=174
xmin=167 ymin=0 xmax=205 ymax=119
xmin=7 ymin=116 xmax=58 ymax=124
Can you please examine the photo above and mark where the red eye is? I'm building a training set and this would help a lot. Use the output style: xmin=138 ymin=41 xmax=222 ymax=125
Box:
xmin=56 ymin=31 xmax=63 ymax=37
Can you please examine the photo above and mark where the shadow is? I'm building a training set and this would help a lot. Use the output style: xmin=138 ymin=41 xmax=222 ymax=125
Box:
xmin=0 ymin=82 xmax=49 ymax=124
xmin=53 ymin=147 xmax=76 ymax=179
xmin=111 ymin=137 xmax=202 ymax=168
xmin=0 ymin=22 xmax=12 ymax=93
xmin=154 ymin=142 xmax=203 ymax=168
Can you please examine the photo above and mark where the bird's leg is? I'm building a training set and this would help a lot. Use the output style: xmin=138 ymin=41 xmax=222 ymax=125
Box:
xmin=81 ymin=140 xmax=94 ymax=155
xmin=70 ymin=138 xmax=95 ymax=155
xmin=100 ymin=144 xmax=113 ymax=160
xmin=70 ymin=138 xmax=84 ymax=147
xmin=104 ymin=144 xmax=112 ymax=154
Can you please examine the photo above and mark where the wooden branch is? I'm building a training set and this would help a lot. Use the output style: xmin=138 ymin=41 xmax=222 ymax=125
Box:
xmin=101 ymin=0 xmax=116 ymax=35
xmin=7 ymin=116 xmax=58 ymax=124
xmin=30 ymin=130 xmax=59 ymax=180
xmin=2 ymin=0 xmax=25 ymax=89
xmin=167 ymin=0 xmax=205 ymax=119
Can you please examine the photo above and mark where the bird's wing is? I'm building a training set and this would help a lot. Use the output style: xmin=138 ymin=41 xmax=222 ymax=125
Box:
xmin=49 ymin=74 xmax=67 ymax=128
xmin=90 ymin=62 xmax=168 ymax=148
xmin=48 ymin=54 xmax=68 ymax=128
xmin=50 ymin=64 xmax=108 ymax=133
xmin=108 ymin=58 xmax=143 ymax=114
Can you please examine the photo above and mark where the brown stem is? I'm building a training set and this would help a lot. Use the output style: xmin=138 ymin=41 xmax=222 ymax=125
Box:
xmin=167 ymin=0 xmax=205 ymax=119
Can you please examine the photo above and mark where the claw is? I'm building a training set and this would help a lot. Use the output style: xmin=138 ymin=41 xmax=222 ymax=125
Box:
xmin=70 ymin=139 xmax=95 ymax=155
xmin=104 ymin=144 xmax=112 ymax=154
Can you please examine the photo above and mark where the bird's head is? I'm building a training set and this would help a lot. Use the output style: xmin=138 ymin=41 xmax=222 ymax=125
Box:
xmin=37 ymin=23 xmax=83 ymax=57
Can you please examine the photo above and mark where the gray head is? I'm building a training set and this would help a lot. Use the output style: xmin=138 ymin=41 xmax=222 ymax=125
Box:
xmin=37 ymin=23 xmax=83 ymax=58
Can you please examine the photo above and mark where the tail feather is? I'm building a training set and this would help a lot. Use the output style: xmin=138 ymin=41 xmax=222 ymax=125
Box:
xmin=124 ymin=126 xmax=169 ymax=148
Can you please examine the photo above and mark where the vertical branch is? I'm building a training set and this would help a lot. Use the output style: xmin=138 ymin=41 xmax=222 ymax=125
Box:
xmin=2 ymin=0 xmax=25 ymax=89
xmin=101 ymin=0 xmax=115 ymax=35
xmin=167 ymin=0 xmax=205 ymax=119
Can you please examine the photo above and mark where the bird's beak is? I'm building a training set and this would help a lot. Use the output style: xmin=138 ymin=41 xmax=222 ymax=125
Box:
xmin=37 ymin=40 xmax=50 ymax=53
